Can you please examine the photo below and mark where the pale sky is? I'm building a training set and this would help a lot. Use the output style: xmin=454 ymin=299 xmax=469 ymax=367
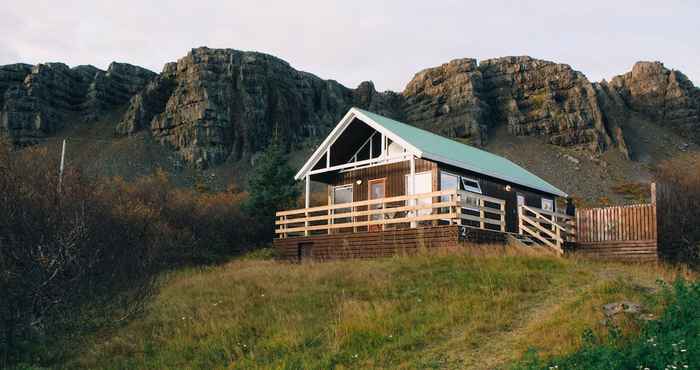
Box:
xmin=2 ymin=0 xmax=698 ymax=91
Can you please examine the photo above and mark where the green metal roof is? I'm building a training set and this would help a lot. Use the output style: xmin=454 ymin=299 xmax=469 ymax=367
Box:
xmin=354 ymin=108 xmax=568 ymax=197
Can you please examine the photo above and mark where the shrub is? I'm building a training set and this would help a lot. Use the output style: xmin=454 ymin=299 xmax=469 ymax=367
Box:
xmin=513 ymin=279 xmax=700 ymax=369
xmin=655 ymin=153 xmax=700 ymax=265
xmin=0 ymin=141 xmax=159 ymax=365
xmin=0 ymin=139 xmax=263 ymax=366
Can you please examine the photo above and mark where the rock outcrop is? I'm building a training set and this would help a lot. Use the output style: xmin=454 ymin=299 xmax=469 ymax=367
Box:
xmin=116 ymin=47 xmax=400 ymax=167
xmin=609 ymin=61 xmax=700 ymax=142
xmin=400 ymin=56 xmax=629 ymax=153
xmin=0 ymin=62 xmax=155 ymax=144
xmin=2 ymin=48 xmax=699 ymax=168
xmin=402 ymin=58 xmax=489 ymax=145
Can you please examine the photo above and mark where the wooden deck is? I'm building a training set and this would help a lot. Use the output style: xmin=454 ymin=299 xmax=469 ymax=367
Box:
xmin=274 ymin=188 xmax=661 ymax=263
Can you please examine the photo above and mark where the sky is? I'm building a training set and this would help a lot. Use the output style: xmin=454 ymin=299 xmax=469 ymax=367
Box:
xmin=1 ymin=0 xmax=698 ymax=91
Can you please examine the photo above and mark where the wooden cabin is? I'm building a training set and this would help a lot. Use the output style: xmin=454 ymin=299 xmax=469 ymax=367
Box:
xmin=274 ymin=108 xmax=575 ymax=260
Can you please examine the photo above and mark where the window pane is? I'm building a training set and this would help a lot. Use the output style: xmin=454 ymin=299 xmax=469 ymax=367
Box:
xmin=542 ymin=198 xmax=554 ymax=211
xmin=334 ymin=186 xmax=353 ymax=204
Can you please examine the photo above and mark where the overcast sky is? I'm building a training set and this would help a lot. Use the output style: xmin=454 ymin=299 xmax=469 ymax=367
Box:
xmin=2 ymin=1 xmax=698 ymax=91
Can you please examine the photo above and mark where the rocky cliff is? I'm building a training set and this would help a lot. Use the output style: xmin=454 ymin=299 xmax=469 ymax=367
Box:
xmin=609 ymin=61 xmax=700 ymax=143
xmin=115 ymin=48 xmax=399 ymax=167
xmin=0 ymin=62 xmax=155 ymax=144
xmin=1 ymin=48 xmax=698 ymax=169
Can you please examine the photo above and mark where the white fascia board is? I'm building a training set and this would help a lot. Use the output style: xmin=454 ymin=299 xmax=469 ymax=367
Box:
xmin=423 ymin=151 xmax=568 ymax=198
xmin=294 ymin=110 xmax=357 ymax=180
xmin=294 ymin=108 xmax=423 ymax=180
xmin=351 ymin=108 xmax=423 ymax=158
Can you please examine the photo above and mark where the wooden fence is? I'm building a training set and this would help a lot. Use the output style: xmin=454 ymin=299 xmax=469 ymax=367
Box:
xmin=574 ymin=203 xmax=658 ymax=261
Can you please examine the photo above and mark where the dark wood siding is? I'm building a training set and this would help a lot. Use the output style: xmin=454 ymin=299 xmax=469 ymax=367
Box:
xmin=274 ymin=225 xmax=507 ymax=261
xmin=326 ymin=159 xmax=437 ymax=202
xmin=436 ymin=163 xmax=560 ymax=233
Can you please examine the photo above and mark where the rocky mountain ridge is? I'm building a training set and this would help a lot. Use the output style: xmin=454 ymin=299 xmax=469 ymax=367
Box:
xmin=1 ymin=47 xmax=698 ymax=169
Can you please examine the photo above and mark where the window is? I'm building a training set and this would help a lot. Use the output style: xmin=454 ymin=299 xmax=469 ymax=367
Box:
xmin=461 ymin=177 xmax=482 ymax=194
xmin=333 ymin=185 xmax=353 ymax=224
xmin=541 ymin=198 xmax=554 ymax=212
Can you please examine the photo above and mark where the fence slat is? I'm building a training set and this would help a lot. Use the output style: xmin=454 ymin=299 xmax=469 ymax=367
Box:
xmin=576 ymin=203 xmax=655 ymax=243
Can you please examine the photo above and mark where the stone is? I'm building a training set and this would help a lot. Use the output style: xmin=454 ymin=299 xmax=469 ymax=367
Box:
xmin=610 ymin=61 xmax=700 ymax=143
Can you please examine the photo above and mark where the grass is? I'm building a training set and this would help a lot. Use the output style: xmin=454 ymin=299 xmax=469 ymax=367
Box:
xmin=69 ymin=246 xmax=689 ymax=369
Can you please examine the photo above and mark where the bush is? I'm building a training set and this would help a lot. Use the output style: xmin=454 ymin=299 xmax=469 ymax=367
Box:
xmin=655 ymin=153 xmax=700 ymax=265
xmin=0 ymin=139 xmax=265 ymax=366
xmin=512 ymin=279 xmax=700 ymax=370
xmin=0 ymin=141 xmax=159 ymax=365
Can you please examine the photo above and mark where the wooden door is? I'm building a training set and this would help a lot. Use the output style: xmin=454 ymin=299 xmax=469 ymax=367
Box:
xmin=368 ymin=178 xmax=386 ymax=232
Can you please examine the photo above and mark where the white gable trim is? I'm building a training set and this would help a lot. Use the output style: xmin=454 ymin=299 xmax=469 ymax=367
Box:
xmin=294 ymin=108 xmax=423 ymax=180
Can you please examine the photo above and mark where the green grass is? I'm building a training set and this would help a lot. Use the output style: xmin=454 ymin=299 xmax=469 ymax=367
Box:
xmin=69 ymin=248 xmax=687 ymax=369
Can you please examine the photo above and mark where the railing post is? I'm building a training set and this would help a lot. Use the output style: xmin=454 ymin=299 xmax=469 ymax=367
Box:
xmin=518 ymin=206 xmax=524 ymax=235
xmin=479 ymin=198 xmax=485 ymax=229
xmin=500 ymin=201 xmax=506 ymax=232
xmin=282 ymin=215 xmax=287 ymax=239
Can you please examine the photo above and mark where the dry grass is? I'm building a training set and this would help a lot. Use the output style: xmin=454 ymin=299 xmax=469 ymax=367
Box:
xmin=72 ymin=249 xmax=689 ymax=370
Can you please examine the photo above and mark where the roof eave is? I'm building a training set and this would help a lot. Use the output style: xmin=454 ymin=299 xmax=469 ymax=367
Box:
xmin=422 ymin=151 xmax=568 ymax=198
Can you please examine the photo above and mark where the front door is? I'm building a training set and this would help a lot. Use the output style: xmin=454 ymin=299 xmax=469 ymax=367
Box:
xmin=368 ymin=178 xmax=386 ymax=232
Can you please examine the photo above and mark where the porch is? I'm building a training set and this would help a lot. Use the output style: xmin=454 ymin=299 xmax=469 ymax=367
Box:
xmin=274 ymin=189 xmax=577 ymax=256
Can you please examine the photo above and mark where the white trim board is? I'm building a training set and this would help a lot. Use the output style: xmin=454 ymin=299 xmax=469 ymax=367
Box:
xmin=295 ymin=108 xmax=422 ymax=180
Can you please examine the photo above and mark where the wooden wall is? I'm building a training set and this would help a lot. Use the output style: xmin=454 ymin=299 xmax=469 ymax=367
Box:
xmin=326 ymin=159 xmax=437 ymax=202
xmin=574 ymin=204 xmax=658 ymax=261
xmin=274 ymin=225 xmax=506 ymax=261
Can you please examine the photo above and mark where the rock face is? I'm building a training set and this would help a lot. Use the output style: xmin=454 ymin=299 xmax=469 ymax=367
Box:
xmin=116 ymin=47 xmax=395 ymax=167
xmin=402 ymin=58 xmax=489 ymax=145
xmin=479 ymin=56 xmax=614 ymax=152
xmin=2 ymin=49 xmax=699 ymax=168
xmin=0 ymin=62 xmax=155 ymax=144
xmin=400 ymin=56 xmax=628 ymax=153
xmin=609 ymin=61 xmax=700 ymax=143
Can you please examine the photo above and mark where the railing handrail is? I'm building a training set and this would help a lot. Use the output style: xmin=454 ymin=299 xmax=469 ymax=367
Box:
xmin=521 ymin=204 xmax=574 ymax=220
xmin=276 ymin=189 xmax=458 ymax=217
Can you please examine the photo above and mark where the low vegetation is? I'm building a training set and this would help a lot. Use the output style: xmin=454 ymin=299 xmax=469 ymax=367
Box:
xmin=68 ymin=248 xmax=688 ymax=369
xmin=514 ymin=279 xmax=699 ymax=369
xmin=0 ymin=139 xmax=295 ymax=366
xmin=656 ymin=153 xmax=700 ymax=266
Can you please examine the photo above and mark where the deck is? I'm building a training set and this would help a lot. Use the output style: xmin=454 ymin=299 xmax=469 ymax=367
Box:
xmin=274 ymin=189 xmax=578 ymax=260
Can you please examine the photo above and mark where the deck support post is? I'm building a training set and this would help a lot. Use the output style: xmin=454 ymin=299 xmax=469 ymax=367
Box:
xmin=410 ymin=156 xmax=416 ymax=228
xmin=305 ymin=175 xmax=310 ymax=236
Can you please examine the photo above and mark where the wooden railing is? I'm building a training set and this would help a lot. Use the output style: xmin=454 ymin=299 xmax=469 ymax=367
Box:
xmin=518 ymin=205 xmax=576 ymax=255
xmin=275 ymin=189 xmax=506 ymax=238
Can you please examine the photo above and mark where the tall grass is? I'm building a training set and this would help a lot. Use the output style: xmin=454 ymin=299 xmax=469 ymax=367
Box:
xmin=72 ymin=251 xmax=684 ymax=369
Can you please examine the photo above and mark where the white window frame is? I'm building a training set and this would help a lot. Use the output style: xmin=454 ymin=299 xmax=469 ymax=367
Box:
xmin=541 ymin=197 xmax=554 ymax=212
xmin=460 ymin=176 xmax=482 ymax=195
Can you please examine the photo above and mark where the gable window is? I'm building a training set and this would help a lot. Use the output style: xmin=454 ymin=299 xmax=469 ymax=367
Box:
xmin=541 ymin=198 xmax=554 ymax=212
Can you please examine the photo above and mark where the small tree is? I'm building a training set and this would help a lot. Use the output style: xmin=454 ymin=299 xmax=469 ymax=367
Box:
xmin=244 ymin=140 xmax=299 ymax=243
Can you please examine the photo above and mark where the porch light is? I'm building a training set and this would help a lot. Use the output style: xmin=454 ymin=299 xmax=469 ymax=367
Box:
xmin=505 ymin=185 xmax=512 ymax=192
xmin=356 ymin=180 xmax=362 ymax=185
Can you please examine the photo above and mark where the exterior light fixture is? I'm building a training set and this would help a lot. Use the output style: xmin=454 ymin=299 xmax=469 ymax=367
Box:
xmin=356 ymin=180 xmax=362 ymax=185
xmin=505 ymin=185 xmax=512 ymax=192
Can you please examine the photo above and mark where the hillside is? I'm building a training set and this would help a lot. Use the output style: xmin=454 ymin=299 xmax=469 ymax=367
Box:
xmin=2 ymin=48 xmax=700 ymax=202
xmin=66 ymin=247 xmax=687 ymax=370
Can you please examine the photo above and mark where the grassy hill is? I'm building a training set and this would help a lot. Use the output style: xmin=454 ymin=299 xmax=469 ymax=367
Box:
xmin=65 ymin=246 xmax=689 ymax=370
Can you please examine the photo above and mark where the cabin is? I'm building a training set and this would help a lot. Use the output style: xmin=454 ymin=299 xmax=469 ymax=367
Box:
xmin=274 ymin=108 xmax=576 ymax=261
